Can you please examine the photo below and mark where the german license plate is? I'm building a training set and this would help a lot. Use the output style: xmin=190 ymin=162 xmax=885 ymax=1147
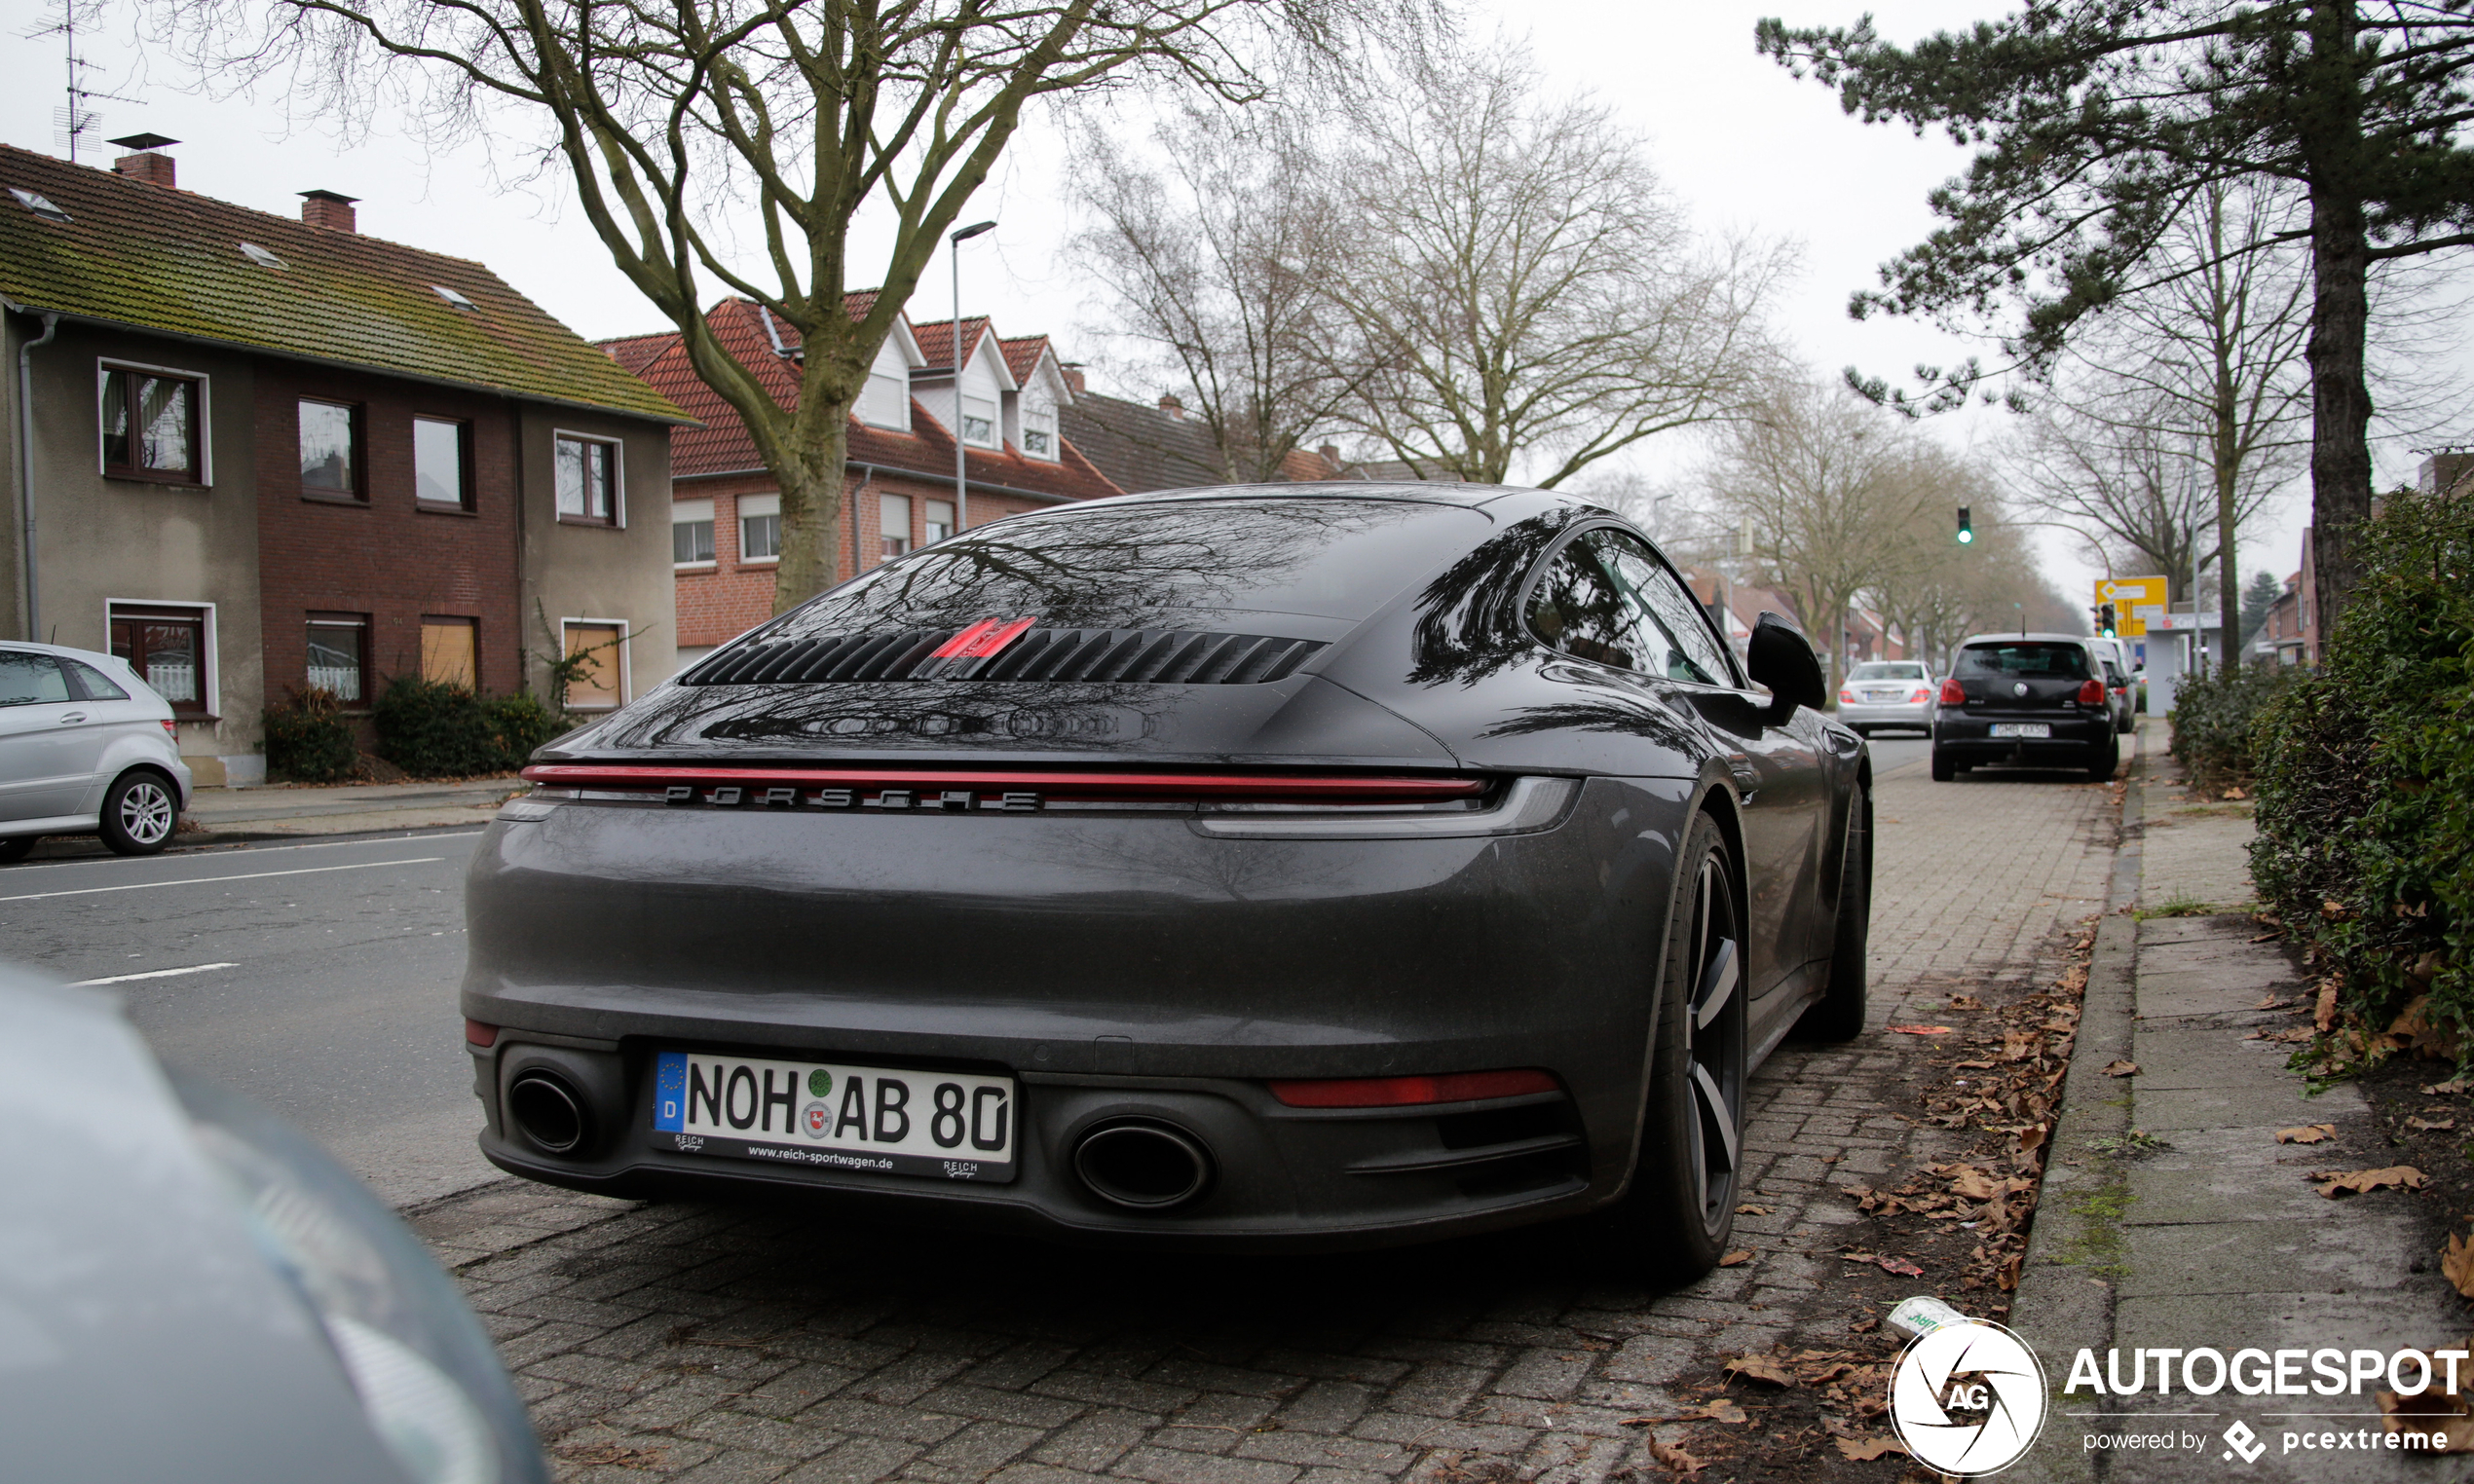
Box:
xmin=652 ymin=1051 xmax=1015 ymax=1181
xmin=1990 ymin=723 xmax=2051 ymax=738
xmin=1863 ymin=690 xmax=1900 ymax=702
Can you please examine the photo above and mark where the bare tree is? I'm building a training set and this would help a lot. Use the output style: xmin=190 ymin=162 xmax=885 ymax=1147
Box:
xmin=1068 ymin=103 xmax=1364 ymax=483
xmin=160 ymin=0 xmax=1395 ymax=610
xmin=1318 ymin=47 xmax=1787 ymax=486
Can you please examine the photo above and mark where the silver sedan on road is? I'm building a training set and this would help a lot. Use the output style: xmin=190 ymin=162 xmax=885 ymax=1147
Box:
xmin=1834 ymin=660 xmax=1936 ymax=735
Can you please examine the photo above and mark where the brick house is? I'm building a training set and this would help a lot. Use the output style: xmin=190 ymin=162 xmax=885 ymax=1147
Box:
xmin=609 ymin=300 xmax=1119 ymax=670
xmin=0 ymin=140 xmax=685 ymax=784
xmin=1058 ymin=372 xmax=1343 ymax=492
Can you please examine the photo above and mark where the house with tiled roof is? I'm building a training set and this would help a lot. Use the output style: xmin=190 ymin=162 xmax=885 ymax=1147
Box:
xmin=613 ymin=299 xmax=1120 ymax=668
xmin=0 ymin=138 xmax=687 ymax=783
xmin=1055 ymin=375 xmax=1348 ymax=493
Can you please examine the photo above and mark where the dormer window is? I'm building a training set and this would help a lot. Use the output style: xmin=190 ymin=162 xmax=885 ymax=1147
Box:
xmin=240 ymin=242 xmax=285 ymax=269
xmin=961 ymin=394 xmax=997 ymax=448
xmin=431 ymin=284 xmax=478 ymax=310
xmin=10 ymin=188 xmax=69 ymax=224
xmin=1022 ymin=403 xmax=1057 ymax=460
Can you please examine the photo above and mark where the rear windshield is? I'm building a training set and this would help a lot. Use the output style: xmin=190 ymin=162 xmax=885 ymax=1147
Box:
xmin=758 ymin=499 xmax=1482 ymax=638
xmin=1955 ymin=642 xmax=2089 ymax=681
xmin=1849 ymin=662 xmax=1927 ymax=681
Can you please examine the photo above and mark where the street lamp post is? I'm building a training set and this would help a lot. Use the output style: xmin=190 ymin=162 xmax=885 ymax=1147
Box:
xmin=949 ymin=220 xmax=996 ymax=534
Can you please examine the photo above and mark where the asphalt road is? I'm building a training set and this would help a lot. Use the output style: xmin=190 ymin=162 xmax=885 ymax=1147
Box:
xmin=0 ymin=829 xmax=493 ymax=1206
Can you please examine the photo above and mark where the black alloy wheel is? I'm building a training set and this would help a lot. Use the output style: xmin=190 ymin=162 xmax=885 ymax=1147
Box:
xmin=1930 ymin=746 xmax=1956 ymax=782
xmin=2087 ymin=737 xmax=2120 ymax=784
xmin=1608 ymin=811 xmax=1747 ymax=1278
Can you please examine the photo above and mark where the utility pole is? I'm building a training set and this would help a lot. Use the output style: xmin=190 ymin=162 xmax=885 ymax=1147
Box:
xmin=948 ymin=220 xmax=996 ymax=533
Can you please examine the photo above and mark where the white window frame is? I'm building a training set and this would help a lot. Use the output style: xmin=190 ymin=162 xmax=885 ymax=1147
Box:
xmin=552 ymin=428 xmax=626 ymax=527
xmin=671 ymin=498 xmax=717 ymax=571
xmin=1020 ymin=399 xmax=1058 ymax=462
xmin=738 ymin=493 xmax=781 ymax=567
xmin=559 ymin=616 xmax=631 ymax=711
xmin=94 ymin=357 xmax=215 ymax=487
xmin=103 ymin=597 xmax=218 ymax=720
xmin=960 ymin=393 xmax=998 ymax=449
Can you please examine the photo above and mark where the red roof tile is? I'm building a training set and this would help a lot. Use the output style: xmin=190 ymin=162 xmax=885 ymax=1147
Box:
xmin=998 ymin=335 xmax=1051 ymax=387
xmin=910 ymin=316 xmax=992 ymax=374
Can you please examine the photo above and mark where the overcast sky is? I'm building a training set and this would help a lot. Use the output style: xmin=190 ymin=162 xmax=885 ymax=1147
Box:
xmin=8 ymin=0 xmax=2376 ymax=606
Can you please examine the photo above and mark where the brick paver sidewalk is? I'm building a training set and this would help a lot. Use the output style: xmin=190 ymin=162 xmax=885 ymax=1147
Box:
xmin=413 ymin=757 xmax=2118 ymax=1483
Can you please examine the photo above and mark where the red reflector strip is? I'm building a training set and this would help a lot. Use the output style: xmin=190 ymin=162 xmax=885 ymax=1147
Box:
xmin=519 ymin=764 xmax=1485 ymax=803
xmin=929 ymin=619 xmax=1002 ymax=658
xmin=1267 ymin=1068 xmax=1558 ymax=1108
xmin=465 ymin=1019 xmax=499 ymax=1048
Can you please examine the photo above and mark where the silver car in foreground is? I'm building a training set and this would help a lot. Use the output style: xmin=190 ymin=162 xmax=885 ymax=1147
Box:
xmin=1 ymin=640 xmax=192 ymax=860
xmin=1834 ymin=660 xmax=1936 ymax=735
xmin=0 ymin=967 xmax=550 ymax=1484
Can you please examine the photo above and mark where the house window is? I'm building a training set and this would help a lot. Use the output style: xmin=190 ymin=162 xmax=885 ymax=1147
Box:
xmin=880 ymin=494 xmax=913 ymax=562
xmin=672 ymin=498 xmax=716 ymax=567
xmin=100 ymin=366 xmax=203 ymax=483
xmin=563 ymin=622 xmax=626 ymax=710
xmin=298 ymin=399 xmax=361 ymax=499
xmin=420 ymin=616 xmax=478 ymax=689
xmin=739 ymin=495 xmax=781 ymax=564
xmin=555 ymin=435 xmax=618 ymax=524
xmin=109 ymin=604 xmax=209 ymax=715
xmin=1022 ymin=403 xmax=1056 ymax=460
xmin=415 ymin=418 xmax=471 ymax=507
xmin=961 ymin=395 xmax=996 ymax=447
xmin=924 ymin=500 xmax=955 ymax=543
xmin=861 ymin=371 xmax=910 ymax=429
xmin=305 ymin=613 xmax=368 ymax=703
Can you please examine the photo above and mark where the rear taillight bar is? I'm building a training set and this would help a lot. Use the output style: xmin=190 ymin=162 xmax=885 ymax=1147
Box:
xmin=520 ymin=763 xmax=1485 ymax=804
xmin=1268 ymin=1068 xmax=1559 ymax=1108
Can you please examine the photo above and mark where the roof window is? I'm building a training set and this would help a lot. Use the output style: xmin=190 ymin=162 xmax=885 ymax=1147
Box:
xmin=10 ymin=188 xmax=70 ymax=225
xmin=239 ymin=241 xmax=286 ymax=269
xmin=431 ymin=285 xmax=477 ymax=310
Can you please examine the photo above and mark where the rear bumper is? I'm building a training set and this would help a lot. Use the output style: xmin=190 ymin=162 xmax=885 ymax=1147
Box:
xmin=459 ymin=775 xmax=1696 ymax=1247
xmin=1931 ymin=710 xmax=2112 ymax=755
xmin=1836 ymin=701 xmax=1932 ymax=728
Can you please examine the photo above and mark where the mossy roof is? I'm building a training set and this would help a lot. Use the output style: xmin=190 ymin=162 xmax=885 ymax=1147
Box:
xmin=0 ymin=144 xmax=686 ymax=424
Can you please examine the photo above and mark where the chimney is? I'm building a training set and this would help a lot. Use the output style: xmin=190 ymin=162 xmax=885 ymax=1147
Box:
xmin=1060 ymin=362 xmax=1087 ymax=396
xmin=1318 ymin=443 xmax=1340 ymax=464
xmin=1158 ymin=393 xmax=1184 ymax=419
xmin=300 ymin=189 xmax=359 ymax=233
xmin=109 ymin=132 xmax=179 ymax=190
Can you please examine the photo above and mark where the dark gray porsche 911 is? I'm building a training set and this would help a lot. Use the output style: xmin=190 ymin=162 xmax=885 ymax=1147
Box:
xmin=463 ymin=485 xmax=1871 ymax=1276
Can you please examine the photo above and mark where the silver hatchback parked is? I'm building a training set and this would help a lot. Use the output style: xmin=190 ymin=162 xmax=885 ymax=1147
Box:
xmin=0 ymin=641 xmax=192 ymax=861
xmin=1834 ymin=659 xmax=1936 ymax=735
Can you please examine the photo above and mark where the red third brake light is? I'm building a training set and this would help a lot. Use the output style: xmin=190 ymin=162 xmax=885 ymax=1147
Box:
xmin=1939 ymin=678 xmax=1967 ymax=706
xmin=1267 ymin=1068 xmax=1558 ymax=1108
xmin=2077 ymin=678 xmax=2106 ymax=705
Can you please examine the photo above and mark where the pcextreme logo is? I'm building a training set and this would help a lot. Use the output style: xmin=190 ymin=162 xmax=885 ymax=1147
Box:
xmin=1890 ymin=1319 xmax=2048 ymax=1474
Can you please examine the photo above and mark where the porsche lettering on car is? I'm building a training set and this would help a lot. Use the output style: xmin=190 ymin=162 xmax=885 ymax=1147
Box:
xmin=462 ymin=484 xmax=1872 ymax=1277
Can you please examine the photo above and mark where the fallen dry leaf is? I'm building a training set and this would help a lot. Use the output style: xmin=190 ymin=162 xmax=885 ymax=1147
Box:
xmin=1646 ymin=1432 xmax=1707 ymax=1476
xmin=1693 ymin=1398 xmax=1750 ymax=1425
xmin=2409 ymin=1115 xmax=2457 ymax=1132
xmin=1876 ymin=1255 xmax=1927 ymax=1279
xmin=2426 ymin=1078 xmax=2469 ymax=1096
xmin=1835 ymin=1436 xmax=1910 ymax=1462
xmin=2312 ymin=1166 xmax=2428 ymax=1199
xmin=1735 ymin=1205 xmax=1773 ymax=1215
xmin=1716 ymin=1250 xmax=1754 ymax=1268
xmin=2018 ymin=1124 xmax=2049 ymax=1157
xmin=2315 ymin=979 xmax=2340 ymax=1030
xmin=2277 ymin=1124 xmax=2338 ymax=1144
xmin=2445 ymin=1234 xmax=2474 ymax=1299
xmin=1886 ymin=1024 xmax=1955 ymax=1035
xmin=1947 ymin=994 xmax=1985 ymax=1012
xmin=1724 ymin=1354 xmax=1795 ymax=1387
xmin=2380 ymin=1387 xmax=2474 ymax=1453
xmin=2103 ymin=1059 xmax=2139 ymax=1077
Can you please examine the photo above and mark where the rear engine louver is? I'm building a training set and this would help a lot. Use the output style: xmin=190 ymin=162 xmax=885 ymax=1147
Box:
xmin=681 ymin=629 xmax=1328 ymax=686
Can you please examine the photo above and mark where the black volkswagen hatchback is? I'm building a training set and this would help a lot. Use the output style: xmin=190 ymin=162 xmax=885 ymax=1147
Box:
xmin=1930 ymin=634 xmax=2120 ymax=782
xmin=463 ymin=486 xmax=1871 ymax=1277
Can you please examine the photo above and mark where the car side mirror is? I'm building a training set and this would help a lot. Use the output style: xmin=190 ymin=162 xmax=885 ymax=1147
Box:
xmin=1746 ymin=612 xmax=1826 ymax=723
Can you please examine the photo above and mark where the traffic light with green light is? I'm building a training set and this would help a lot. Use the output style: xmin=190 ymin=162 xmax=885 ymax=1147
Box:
xmin=1957 ymin=505 xmax=1974 ymax=544
xmin=2099 ymin=603 xmax=2117 ymax=638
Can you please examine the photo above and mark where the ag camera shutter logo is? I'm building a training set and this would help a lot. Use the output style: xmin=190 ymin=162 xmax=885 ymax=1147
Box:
xmin=1890 ymin=1318 xmax=2048 ymax=1474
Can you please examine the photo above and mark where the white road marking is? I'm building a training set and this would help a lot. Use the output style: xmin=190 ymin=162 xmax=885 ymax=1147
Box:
xmin=71 ymin=961 xmax=240 ymax=985
xmin=0 ymin=830 xmax=485 ymax=874
xmin=0 ymin=857 xmax=446 ymax=904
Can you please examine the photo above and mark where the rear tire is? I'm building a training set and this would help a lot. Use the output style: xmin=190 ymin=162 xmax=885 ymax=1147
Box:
xmin=1795 ymin=784 xmax=1870 ymax=1042
xmin=1930 ymin=747 xmax=1956 ymax=782
xmin=1605 ymin=811 xmax=1745 ymax=1280
xmin=2087 ymin=738 xmax=2119 ymax=783
xmin=99 ymin=770 xmax=177 ymax=856
xmin=0 ymin=836 xmax=35 ymax=864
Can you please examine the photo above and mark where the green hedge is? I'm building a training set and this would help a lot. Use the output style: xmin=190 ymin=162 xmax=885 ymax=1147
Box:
xmin=2168 ymin=662 xmax=2301 ymax=792
xmin=2250 ymin=489 xmax=2474 ymax=1057
xmin=372 ymin=678 xmax=571 ymax=778
xmin=262 ymin=686 xmax=359 ymax=783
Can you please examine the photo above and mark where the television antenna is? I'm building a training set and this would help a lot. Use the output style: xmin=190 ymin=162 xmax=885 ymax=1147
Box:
xmin=23 ymin=0 xmax=138 ymax=164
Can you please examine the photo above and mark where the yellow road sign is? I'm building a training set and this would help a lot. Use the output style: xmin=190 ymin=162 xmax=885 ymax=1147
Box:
xmin=2094 ymin=576 xmax=2168 ymax=636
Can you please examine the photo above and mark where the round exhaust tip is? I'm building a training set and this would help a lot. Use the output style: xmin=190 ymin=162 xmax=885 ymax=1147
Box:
xmin=1073 ymin=1121 xmax=1214 ymax=1209
xmin=506 ymin=1071 xmax=590 ymax=1155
